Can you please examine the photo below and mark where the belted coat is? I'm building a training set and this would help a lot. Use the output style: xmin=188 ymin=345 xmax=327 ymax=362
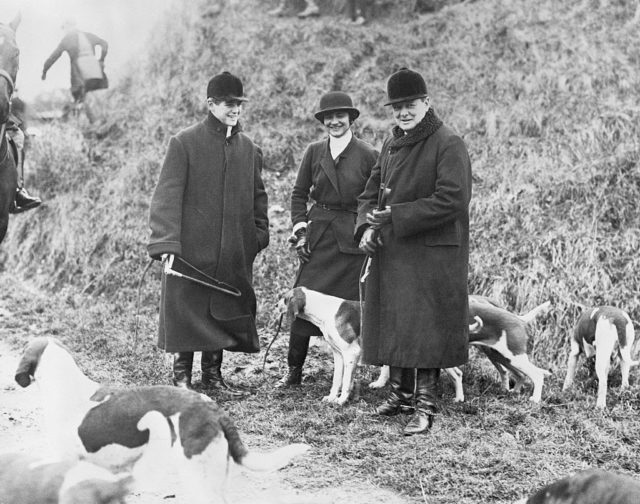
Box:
xmin=148 ymin=113 xmax=269 ymax=353
xmin=290 ymin=135 xmax=378 ymax=336
xmin=356 ymin=110 xmax=472 ymax=369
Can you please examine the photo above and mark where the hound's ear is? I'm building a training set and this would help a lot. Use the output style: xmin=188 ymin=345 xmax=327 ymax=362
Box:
xmin=9 ymin=12 xmax=21 ymax=32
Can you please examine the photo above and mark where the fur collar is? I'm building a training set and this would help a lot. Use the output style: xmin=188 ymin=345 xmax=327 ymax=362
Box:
xmin=389 ymin=108 xmax=443 ymax=151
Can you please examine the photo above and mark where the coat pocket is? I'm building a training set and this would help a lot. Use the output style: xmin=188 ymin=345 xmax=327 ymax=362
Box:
xmin=209 ymin=290 xmax=259 ymax=353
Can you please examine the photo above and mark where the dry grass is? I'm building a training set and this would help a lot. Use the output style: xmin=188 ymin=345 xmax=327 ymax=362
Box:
xmin=2 ymin=0 xmax=640 ymax=501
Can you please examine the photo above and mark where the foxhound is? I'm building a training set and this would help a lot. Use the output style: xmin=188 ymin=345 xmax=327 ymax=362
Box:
xmin=0 ymin=452 xmax=132 ymax=504
xmin=370 ymin=295 xmax=551 ymax=403
xmin=514 ymin=469 xmax=640 ymax=503
xmin=15 ymin=337 xmax=309 ymax=503
xmin=563 ymin=306 xmax=638 ymax=409
xmin=467 ymin=295 xmax=551 ymax=403
xmin=280 ymin=287 xmax=467 ymax=404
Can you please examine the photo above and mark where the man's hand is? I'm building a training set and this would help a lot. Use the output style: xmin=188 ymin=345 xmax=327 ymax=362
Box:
xmin=288 ymin=228 xmax=311 ymax=264
xmin=41 ymin=70 xmax=47 ymax=81
xmin=366 ymin=207 xmax=391 ymax=229
xmin=359 ymin=227 xmax=383 ymax=255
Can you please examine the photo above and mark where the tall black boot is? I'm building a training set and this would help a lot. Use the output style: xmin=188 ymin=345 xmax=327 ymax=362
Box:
xmin=173 ymin=352 xmax=194 ymax=390
xmin=376 ymin=367 xmax=416 ymax=416
xmin=201 ymin=350 xmax=244 ymax=397
xmin=404 ymin=368 xmax=439 ymax=435
xmin=276 ymin=332 xmax=310 ymax=388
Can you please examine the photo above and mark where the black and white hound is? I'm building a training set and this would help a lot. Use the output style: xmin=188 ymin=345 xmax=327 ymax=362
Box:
xmin=370 ymin=295 xmax=551 ymax=403
xmin=467 ymin=295 xmax=551 ymax=403
xmin=515 ymin=469 xmax=640 ymax=503
xmin=563 ymin=306 xmax=638 ymax=409
xmin=0 ymin=452 xmax=132 ymax=504
xmin=14 ymin=337 xmax=309 ymax=503
xmin=280 ymin=287 xmax=467 ymax=404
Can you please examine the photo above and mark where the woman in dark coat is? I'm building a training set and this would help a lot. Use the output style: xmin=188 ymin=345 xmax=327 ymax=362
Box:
xmin=357 ymin=68 xmax=472 ymax=435
xmin=148 ymin=72 xmax=269 ymax=396
xmin=278 ymin=91 xmax=378 ymax=387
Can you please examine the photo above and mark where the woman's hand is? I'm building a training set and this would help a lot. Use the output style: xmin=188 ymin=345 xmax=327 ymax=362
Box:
xmin=359 ymin=227 xmax=383 ymax=255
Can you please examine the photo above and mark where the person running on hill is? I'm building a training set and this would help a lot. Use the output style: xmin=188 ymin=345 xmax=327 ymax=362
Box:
xmin=278 ymin=91 xmax=378 ymax=387
xmin=148 ymin=72 xmax=269 ymax=397
xmin=41 ymin=19 xmax=108 ymax=122
xmin=356 ymin=68 xmax=472 ymax=436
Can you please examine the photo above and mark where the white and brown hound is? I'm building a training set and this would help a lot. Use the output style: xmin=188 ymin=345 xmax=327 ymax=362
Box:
xmin=0 ymin=452 xmax=132 ymax=504
xmin=514 ymin=469 xmax=640 ymax=503
xmin=468 ymin=295 xmax=551 ymax=403
xmin=370 ymin=295 xmax=550 ymax=403
xmin=280 ymin=287 xmax=467 ymax=404
xmin=14 ymin=337 xmax=309 ymax=503
xmin=563 ymin=306 xmax=638 ymax=409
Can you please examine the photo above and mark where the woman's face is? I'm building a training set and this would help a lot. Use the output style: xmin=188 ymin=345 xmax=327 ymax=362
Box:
xmin=323 ymin=111 xmax=351 ymax=138
xmin=392 ymin=98 xmax=429 ymax=131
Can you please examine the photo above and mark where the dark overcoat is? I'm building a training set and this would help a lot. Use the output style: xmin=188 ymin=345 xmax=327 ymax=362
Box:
xmin=148 ymin=113 xmax=269 ymax=353
xmin=356 ymin=112 xmax=472 ymax=368
xmin=291 ymin=135 xmax=378 ymax=336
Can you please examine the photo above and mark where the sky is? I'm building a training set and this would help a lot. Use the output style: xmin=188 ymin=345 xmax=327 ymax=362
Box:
xmin=0 ymin=0 xmax=174 ymax=100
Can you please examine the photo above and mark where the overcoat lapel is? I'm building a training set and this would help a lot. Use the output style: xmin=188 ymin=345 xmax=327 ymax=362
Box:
xmin=319 ymin=140 xmax=340 ymax=196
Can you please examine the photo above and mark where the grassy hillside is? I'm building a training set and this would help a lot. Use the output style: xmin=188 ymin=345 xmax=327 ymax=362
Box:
xmin=2 ymin=0 xmax=640 ymax=501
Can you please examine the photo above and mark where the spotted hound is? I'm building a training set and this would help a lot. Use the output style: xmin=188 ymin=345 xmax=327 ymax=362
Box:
xmin=515 ymin=469 xmax=640 ymax=504
xmin=280 ymin=287 xmax=468 ymax=404
xmin=15 ymin=337 xmax=309 ymax=503
xmin=369 ymin=295 xmax=550 ymax=403
xmin=0 ymin=452 xmax=132 ymax=504
xmin=562 ymin=306 xmax=638 ymax=409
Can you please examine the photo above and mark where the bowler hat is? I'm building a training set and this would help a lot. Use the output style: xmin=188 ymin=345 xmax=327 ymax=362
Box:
xmin=207 ymin=71 xmax=248 ymax=101
xmin=384 ymin=68 xmax=428 ymax=106
xmin=314 ymin=91 xmax=360 ymax=122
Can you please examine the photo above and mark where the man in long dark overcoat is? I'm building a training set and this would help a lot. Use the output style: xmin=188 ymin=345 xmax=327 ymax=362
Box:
xmin=357 ymin=68 xmax=472 ymax=435
xmin=148 ymin=72 xmax=269 ymax=395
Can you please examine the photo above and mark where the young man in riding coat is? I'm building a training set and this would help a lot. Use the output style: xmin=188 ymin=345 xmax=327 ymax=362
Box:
xmin=148 ymin=72 xmax=269 ymax=397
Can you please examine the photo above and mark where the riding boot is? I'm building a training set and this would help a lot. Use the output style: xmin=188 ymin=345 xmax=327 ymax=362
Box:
xmin=201 ymin=350 xmax=245 ymax=397
xmin=276 ymin=332 xmax=310 ymax=388
xmin=403 ymin=368 xmax=439 ymax=436
xmin=376 ymin=367 xmax=416 ymax=416
xmin=172 ymin=352 xmax=194 ymax=390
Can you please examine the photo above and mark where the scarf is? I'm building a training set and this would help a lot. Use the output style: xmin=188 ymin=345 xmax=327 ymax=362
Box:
xmin=388 ymin=108 xmax=443 ymax=152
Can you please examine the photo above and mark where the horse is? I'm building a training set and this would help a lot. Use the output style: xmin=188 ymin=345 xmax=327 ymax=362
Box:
xmin=0 ymin=14 xmax=21 ymax=244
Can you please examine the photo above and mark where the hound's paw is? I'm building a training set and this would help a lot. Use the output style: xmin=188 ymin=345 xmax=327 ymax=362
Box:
xmin=368 ymin=379 xmax=387 ymax=389
xmin=322 ymin=395 xmax=338 ymax=403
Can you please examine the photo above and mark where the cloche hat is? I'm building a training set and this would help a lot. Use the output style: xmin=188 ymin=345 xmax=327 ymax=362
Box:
xmin=384 ymin=67 xmax=428 ymax=106
xmin=314 ymin=91 xmax=360 ymax=122
xmin=207 ymin=71 xmax=248 ymax=101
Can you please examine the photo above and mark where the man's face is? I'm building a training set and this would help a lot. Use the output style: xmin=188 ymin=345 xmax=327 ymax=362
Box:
xmin=323 ymin=111 xmax=351 ymax=138
xmin=391 ymin=97 xmax=430 ymax=131
xmin=208 ymin=98 xmax=242 ymax=127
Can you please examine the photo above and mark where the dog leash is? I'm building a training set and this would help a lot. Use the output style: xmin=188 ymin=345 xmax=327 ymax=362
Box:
xmin=261 ymin=255 xmax=306 ymax=372
xmin=133 ymin=258 xmax=155 ymax=350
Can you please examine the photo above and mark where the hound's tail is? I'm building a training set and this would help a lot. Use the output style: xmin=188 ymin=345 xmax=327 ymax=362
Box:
xmin=519 ymin=301 xmax=551 ymax=324
xmin=219 ymin=415 xmax=309 ymax=472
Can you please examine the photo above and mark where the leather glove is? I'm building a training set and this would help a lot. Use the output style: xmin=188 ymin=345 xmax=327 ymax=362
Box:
xmin=359 ymin=227 xmax=383 ymax=255
xmin=288 ymin=227 xmax=311 ymax=263
xmin=366 ymin=207 xmax=392 ymax=229
xmin=41 ymin=70 xmax=47 ymax=81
